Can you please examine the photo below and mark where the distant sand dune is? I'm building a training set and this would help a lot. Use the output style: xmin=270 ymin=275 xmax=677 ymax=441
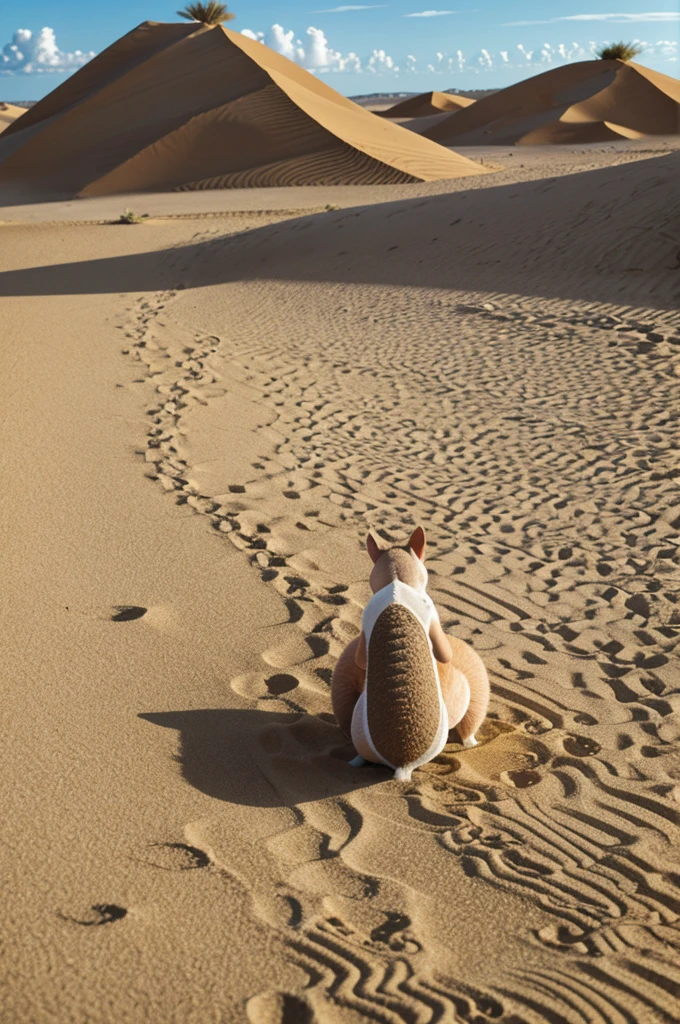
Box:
xmin=425 ymin=59 xmax=680 ymax=145
xmin=0 ymin=21 xmax=486 ymax=197
xmin=0 ymin=103 xmax=25 ymax=133
xmin=379 ymin=90 xmax=475 ymax=118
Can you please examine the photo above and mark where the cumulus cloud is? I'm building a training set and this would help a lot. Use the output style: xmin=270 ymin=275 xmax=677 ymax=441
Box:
xmin=242 ymin=23 xmax=677 ymax=76
xmin=439 ymin=37 xmax=677 ymax=72
xmin=243 ymin=24 xmax=364 ymax=72
xmin=506 ymin=12 xmax=680 ymax=27
xmin=367 ymin=48 xmax=398 ymax=71
xmin=1 ymin=26 xmax=95 ymax=75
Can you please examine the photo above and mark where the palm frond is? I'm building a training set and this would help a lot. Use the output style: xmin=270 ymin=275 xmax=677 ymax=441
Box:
xmin=596 ymin=41 xmax=643 ymax=62
xmin=177 ymin=2 xmax=235 ymax=25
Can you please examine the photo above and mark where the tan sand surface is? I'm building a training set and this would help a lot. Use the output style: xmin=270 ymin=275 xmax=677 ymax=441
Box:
xmin=2 ymin=145 xmax=680 ymax=1022
xmin=380 ymin=91 xmax=475 ymax=118
xmin=0 ymin=22 xmax=485 ymax=200
xmin=425 ymin=59 xmax=680 ymax=145
xmin=1 ymin=137 xmax=675 ymax=221
xmin=0 ymin=102 xmax=26 ymax=133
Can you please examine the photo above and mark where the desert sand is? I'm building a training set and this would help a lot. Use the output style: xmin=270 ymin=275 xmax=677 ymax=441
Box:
xmin=0 ymin=21 xmax=486 ymax=200
xmin=425 ymin=58 xmax=680 ymax=145
xmin=0 ymin=102 xmax=26 ymax=133
xmin=2 ymin=132 xmax=680 ymax=1023
xmin=380 ymin=91 xmax=475 ymax=118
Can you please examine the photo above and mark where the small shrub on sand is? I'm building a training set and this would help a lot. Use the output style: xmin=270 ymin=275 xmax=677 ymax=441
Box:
xmin=596 ymin=41 xmax=643 ymax=61
xmin=324 ymin=203 xmax=340 ymax=211
xmin=116 ymin=209 xmax=149 ymax=224
xmin=177 ymin=2 xmax=235 ymax=24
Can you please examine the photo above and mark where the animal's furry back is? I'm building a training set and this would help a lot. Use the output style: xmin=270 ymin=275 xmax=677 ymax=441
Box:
xmin=366 ymin=603 xmax=440 ymax=767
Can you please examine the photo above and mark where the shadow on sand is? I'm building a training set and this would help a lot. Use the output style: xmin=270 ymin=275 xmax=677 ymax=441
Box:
xmin=140 ymin=707 xmax=386 ymax=806
xmin=1 ymin=153 xmax=677 ymax=310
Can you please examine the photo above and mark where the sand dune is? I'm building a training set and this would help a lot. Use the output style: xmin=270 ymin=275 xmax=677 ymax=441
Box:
xmin=0 ymin=22 xmax=486 ymax=198
xmin=0 ymin=102 xmax=25 ymax=133
xmin=205 ymin=149 xmax=677 ymax=310
xmin=380 ymin=90 xmax=475 ymax=118
xmin=425 ymin=59 xmax=680 ymax=145
xmin=5 ymin=148 xmax=671 ymax=309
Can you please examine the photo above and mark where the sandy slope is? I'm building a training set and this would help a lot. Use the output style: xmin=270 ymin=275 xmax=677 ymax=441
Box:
xmin=425 ymin=59 xmax=680 ymax=145
xmin=0 ymin=22 xmax=485 ymax=199
xmin=0 ymin=103 xmax=26 ymax=133
xmin=379 ymin=91 xmax=475 ymax=118
xmin=2 ymin=146 xmax=680 ymax=1022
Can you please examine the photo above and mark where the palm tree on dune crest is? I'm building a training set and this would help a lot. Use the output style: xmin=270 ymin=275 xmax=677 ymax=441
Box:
xmin=596 ymin=41 xmax=643 ymax=61
xmin=177 ymin=2 xmax=235 ymax=24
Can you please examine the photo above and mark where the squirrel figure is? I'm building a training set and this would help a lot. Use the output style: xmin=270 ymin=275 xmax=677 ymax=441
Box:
xmin=331 ymin=527 xmax=489 ymax=781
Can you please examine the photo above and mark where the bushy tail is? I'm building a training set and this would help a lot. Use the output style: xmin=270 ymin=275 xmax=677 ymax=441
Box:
xmin=366 ymin=604 xmax=440 ymax=768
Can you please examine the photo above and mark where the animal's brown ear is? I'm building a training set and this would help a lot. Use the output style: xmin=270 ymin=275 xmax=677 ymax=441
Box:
xmin=407 ymin=526 xmax=426 ymax=561
xmin=366 ymin=533 xmax=382 ymax=564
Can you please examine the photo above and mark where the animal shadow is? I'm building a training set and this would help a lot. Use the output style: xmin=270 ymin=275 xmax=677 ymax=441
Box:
xmin=140 ymin=708 xmax=381 ymax=807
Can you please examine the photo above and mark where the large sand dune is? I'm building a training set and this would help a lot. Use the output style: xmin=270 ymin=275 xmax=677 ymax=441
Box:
xmin=425 ymin=59 xmax=680 ymax=145
xmin=0 ymin=102 xmax=25 ymax=133
xmin=0 ymin=22 xmax=486 ymax=198
xmin=380 ymin=90 xmax=475 ymax=118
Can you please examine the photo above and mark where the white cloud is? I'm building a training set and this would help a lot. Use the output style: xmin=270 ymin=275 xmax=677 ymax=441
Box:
xmin=243 ymin=24 xmax=364 ymax=72
xmin=435 ymin=37 xmax=677 ymax=72
xmin=506 ymin=12 xmax=680 ymax=27
xmin=267 ymin=25 xmax=304 ymax=62
xmin=404 ymin=10 xmax=458 ymax=16
xmin=1 ymin=26 xmax=95 ymax=75
xmin=242 ymin=23 xmax=678 ymax=76
xmin=367 ymin=48 xmax=398 ymax=72
xmin=310 ymin=5 xmax=387 ymax=11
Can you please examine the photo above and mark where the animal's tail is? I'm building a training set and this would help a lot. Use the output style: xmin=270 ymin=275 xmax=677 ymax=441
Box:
xmin=366 ymin=604 xmax=441 ymax=769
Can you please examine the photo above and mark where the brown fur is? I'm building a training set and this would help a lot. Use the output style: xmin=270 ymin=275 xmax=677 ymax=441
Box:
xmin=366 ymin=604 xmax=440 ymax=767
xmin=331 ymin=636 xmax=364 ymax=736
xmin=445 ymin=636 xmax=490 ymax=742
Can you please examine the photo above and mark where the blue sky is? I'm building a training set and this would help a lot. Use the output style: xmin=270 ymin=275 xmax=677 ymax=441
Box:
xmin=1 ymin=2 xmax=678 ymax=100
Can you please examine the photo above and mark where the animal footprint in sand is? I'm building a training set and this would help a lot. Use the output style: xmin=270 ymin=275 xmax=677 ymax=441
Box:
xmin=60 ymin=903 xmax=128 ymax=926
xmin=147 ymin=842 xmax=211 ymax=871
xmin=111 ymin=605 xmax=147 ymax=622
xmin=246 ymin=991 xmax=313 ymax=1024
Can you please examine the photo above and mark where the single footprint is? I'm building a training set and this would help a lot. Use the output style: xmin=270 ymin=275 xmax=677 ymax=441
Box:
xmin=501 ymin=769 xmax=541 ymax=788
xmin=149 ymin=842 xmax=211 ymax=871
xmin=246 ymin=992 xmax=313 ymax=1024
xmin=111 ymin=606 xmax=147 ymax=622
xmin=562 ymin=735 xmax=601 ymax=757
xmin=61 ymin=904 xmax=128 ymax=926
xmin=265 ymin=674 xmax=299 ymax=696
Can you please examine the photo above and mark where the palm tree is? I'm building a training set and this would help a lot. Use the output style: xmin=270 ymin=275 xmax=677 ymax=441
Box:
xmin=596 ymin=41 xmax=643 ymax=61
xmin=177 ymin=2 xmax=235 ymax=24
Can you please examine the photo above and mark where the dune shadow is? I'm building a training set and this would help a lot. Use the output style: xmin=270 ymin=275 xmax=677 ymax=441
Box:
xmin=1 ymin=153 xmax=677 ymax=310
xmin=140 ymin=707 xmax=385 ymax=806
